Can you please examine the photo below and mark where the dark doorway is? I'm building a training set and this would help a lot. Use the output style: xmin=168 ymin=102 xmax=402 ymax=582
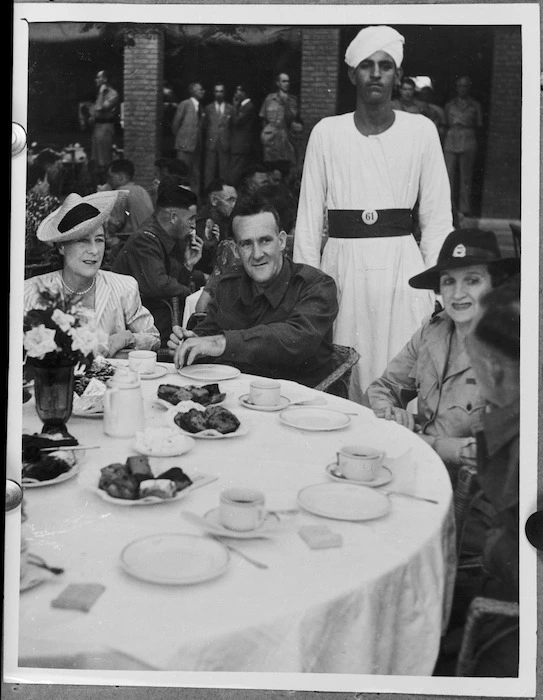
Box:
xmin=27 ymin=31 xmax=124 ymax=153
xmin=161 ymin=30 xmax=302 ymax=157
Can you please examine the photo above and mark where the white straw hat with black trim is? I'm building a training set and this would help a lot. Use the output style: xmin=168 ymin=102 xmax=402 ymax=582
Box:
xmin=37 ymin=190 xmax=126 ymax=245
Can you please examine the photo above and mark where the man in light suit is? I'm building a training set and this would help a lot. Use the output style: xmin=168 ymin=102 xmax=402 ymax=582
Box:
xmin=171 ymin=82 xmax=205 ymax=194
xmin=230 ymin=84 xmax=257 ymax=186
xmin=201 ymin=83 xmax=234 ymax=190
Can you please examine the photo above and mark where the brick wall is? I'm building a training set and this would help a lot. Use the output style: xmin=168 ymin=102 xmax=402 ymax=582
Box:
xmin=300 ymin=28 xmax=341 ymax=132
xmin=123 ymin=29 xmax=164 ymax=192
xmin=481 ymin=27 xmax=522 ymax=219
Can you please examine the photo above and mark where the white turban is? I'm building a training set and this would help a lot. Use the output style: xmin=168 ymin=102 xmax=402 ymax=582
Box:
xmin=345 ymin=25 xmax=405 ymax=69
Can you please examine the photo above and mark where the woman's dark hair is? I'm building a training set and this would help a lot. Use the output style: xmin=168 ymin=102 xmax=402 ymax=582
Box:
xmin=434 ymin=262 xmax=512 ymax=295
xmin=472 ymin=274 xmax=520 ymax=360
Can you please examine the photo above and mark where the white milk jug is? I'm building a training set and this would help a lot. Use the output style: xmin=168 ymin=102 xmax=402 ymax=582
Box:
xmin=103 ymin=368 xmax=145 ymax=438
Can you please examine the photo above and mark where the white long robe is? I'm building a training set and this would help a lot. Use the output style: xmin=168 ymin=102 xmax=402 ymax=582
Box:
xmin=294 ymin=111 xmax=452 ymax=402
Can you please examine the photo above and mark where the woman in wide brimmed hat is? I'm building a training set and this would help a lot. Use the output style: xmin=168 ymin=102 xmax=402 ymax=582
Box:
xmin=366 ymin=227 xmax=519 ymax=478
xmin=24 ymin=190 xmax=160 ymax=357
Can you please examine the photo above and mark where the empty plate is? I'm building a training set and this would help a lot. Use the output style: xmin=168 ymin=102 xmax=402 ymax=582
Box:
xmin=239 ymin=394 xmax=290 ymax=412
xmin=325 ymin=463 xmax=393 ymax=488
xmin=279 ymin=407 xmax=350 ymax=431
xmin=178 ymin=364 xmax=241 ymax=382
xmin=297 ymin=483 xmax=390 ymax=521
xmin=120 ymin=533 xmax=230 ymax=585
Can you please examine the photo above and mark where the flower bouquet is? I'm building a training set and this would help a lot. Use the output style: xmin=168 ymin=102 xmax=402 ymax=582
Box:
xmin=23 ymin=286 xmax=100 ymax=434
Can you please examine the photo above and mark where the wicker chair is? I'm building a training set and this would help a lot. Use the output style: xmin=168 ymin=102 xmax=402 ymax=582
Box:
xmin=314 ymin=344 xmax=360 ymax=398
xmin=453 ymin=463 xmax=485 ymax=571
xmin=455 ymin=596 xmax=519 ymax=676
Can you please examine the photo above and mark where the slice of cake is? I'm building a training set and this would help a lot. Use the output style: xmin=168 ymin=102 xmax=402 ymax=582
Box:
xmin=126 ymin=455 xmax=153 ymax=483
xmin=156 ymin=467 xmax=193 ymax=492
xmin=139 ymin=479 xmax=177 ymax=499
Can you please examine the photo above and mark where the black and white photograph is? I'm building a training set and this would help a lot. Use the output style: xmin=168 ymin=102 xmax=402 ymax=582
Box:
xmin=5 ymin=2 xmax=540 ymax=697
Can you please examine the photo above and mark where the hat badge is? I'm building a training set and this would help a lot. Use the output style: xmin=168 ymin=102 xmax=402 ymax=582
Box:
xmin=452 ymin=244 xmax=466 ymax=258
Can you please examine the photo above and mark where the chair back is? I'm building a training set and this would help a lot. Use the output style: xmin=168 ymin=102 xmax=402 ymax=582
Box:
xmin=314 ymin=344 xmax=360 ymax=398
xmin=455 ymin=596 xmax=519 ymax=676
xmin=453 ymin=464 xmax=479 ymax=556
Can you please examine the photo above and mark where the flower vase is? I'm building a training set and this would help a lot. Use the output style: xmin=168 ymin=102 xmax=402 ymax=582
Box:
xmin=31 ymin=364 xmax=76 ymax=436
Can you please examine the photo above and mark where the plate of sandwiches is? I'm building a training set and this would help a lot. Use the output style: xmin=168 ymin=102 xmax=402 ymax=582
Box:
xmin=92 ymin=455 xmax=217 ymax=506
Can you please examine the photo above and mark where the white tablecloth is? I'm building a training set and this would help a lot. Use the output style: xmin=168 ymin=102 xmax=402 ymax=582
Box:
xmin=17 ymin=365 xmax=455 ymax=674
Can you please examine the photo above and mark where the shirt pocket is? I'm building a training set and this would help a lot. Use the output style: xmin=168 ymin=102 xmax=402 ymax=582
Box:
xmin=445 ymin=381 xmax=486 ymax=433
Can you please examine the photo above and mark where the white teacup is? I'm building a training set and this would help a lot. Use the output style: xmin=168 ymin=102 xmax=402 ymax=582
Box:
xmin=249 ymin=378 xmax=281 ymax=407
xmin=337 ymin=445 xmax=385 ymax=482
xmin=128 ymin=350 xmax=157 ymax=376
xmin=219 ymin=488 xmax=266 ymax=531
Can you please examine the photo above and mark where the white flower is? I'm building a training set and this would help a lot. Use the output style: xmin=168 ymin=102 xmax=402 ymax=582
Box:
xmin=69 ymin=325 xmax=99 ymax=357
xmin=51 ymin=308 xmax=75 ymax=332
xmin=23 ymin=325 xmax=58 ymax=359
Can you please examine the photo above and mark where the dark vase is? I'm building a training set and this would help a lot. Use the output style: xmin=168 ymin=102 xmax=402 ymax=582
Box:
xmin=32 ymin=364 xmax=75 ymax=435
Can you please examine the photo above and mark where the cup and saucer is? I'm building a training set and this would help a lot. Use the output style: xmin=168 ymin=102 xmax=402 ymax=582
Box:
xmin=326 ymin=444 xmax=392 ymax=488
xmin=203 ymin=487 xmax=282 ymax=539
xmin=239 ymin=378 xmax=290 ymax=412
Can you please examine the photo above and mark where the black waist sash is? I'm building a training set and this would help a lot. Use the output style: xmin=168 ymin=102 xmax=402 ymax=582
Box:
xmin=328 ymin=209 xmax=413 ymax=239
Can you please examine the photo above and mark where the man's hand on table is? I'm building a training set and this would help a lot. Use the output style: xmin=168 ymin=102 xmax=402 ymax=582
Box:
xmin=168 ymin=325 xmax=226 ymax=368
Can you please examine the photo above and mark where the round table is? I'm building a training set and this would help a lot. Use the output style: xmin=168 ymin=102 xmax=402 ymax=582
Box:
xmin=16 ymin=363 xmax=455 ymax=675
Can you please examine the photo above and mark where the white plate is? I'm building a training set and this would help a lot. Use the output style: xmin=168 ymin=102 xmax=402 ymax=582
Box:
xmin=202 ymin=508 xmax=281 ymax=539
xmin=120 ymin=533 xmax=230 ymax=585
xmin=164 ymin=408 xmax=248 ymax=439
xmin=91 ymin=473 xmax=217 ymax=506
xmin=239 ymin=394 xmax=290 ymax=412
xmin=178 ymin=364 xmax=241 ymax=382
xmin=138 ymin=364 xmax=169 ymax=380
xmin=297 ymin=483 xmax=390 ymax=521
xmin=279 ymin=407 xmax=351 ymax=431
xmin=131 ymin=433 xmax=195 ymax=458
xmin=325 ymin=463 xmax=393 ymax=488
xmin=22 ymin=462 xmax=81 ymax=489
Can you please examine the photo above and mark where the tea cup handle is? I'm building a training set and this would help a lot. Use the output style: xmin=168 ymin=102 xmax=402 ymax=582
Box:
xmin=257 ymin=507 xmax=266 ymax=525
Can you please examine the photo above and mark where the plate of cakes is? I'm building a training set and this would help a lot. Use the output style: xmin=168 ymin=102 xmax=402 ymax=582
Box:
xmin=156 ymin=382 xmax=226 ymax=410
xmin=22 ymin=433 xmax=82 ymax=488
xmin=164 ymin=403 xmax=248 ymax=439
xmin=92 ymin=455 xmax=217 ymax=506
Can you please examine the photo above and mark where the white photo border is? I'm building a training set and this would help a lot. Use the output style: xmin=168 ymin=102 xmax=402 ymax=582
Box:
xmin=7 ymin=3 xmax=540 ymax=697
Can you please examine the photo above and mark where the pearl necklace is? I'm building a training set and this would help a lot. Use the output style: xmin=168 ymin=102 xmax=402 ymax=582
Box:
xmin=61 ymin=275 xmax=96 ymax=296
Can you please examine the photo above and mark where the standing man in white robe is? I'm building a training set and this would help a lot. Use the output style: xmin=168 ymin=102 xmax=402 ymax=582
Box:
xmin=294 ymin=26 xmax=453 ymax=403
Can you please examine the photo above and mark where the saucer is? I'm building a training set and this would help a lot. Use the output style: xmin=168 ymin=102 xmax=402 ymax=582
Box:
xmin=138 ymin=364 xmax=169 ymax=380
xmin=325 ymin=463 xmax=392 ymax=488
xmin=202 ymin=508 xmax=281 ymax=538
xmin=239 ymin=394 xmax=290 ymax=412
